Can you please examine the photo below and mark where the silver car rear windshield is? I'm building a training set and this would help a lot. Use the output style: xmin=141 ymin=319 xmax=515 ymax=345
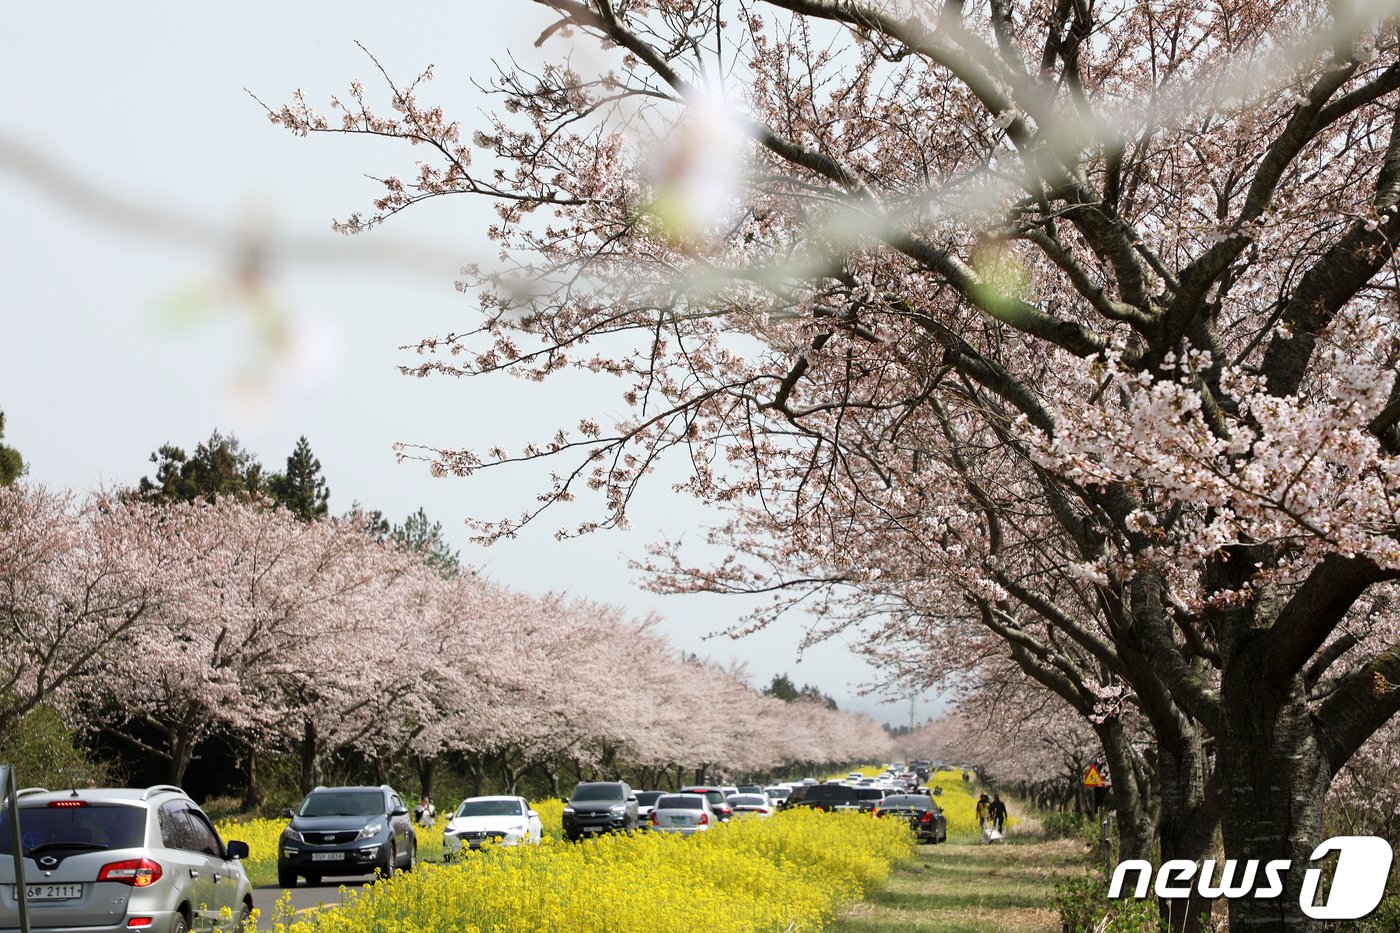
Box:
xmin=0 ymin=804 xmax=145 ymax=854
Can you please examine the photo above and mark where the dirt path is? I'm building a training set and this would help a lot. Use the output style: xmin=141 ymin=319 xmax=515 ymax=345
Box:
xmin=831 ymin=838 xmax=1091 ymax=932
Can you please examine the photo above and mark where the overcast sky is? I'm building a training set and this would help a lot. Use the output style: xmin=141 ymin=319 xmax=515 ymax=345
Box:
xmin=1 ymin=1 xmax=944 ymax=726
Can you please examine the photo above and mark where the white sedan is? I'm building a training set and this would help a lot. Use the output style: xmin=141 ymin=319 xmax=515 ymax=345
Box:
xmin=442 ymin=796 xmax=543 ymax=859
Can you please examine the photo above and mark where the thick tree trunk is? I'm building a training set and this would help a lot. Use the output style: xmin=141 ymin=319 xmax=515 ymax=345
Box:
xmin=417 ymin=756 xmax=435 ymax=800
xmin=1095 ymin=719 xmax=1155 ymax=862
xmin=242 ymin=746 xmax=266 ymax=812
xmin=538 ymin=761 xmax=561 ymax=798
xmin=1218 ymin=667 xmax=1329 ymax=932
xmin=468 ymin=754 xmax=485 ymax=797
xmin=168 ymin=735 xmax=191 ymax=785
xmin=1156 ymin=728 xmax=1216 ymax=933
xmin=299 ymin=718 xmax=318 ymax=796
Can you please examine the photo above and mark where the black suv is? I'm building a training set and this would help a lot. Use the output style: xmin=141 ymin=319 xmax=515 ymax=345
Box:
xmin=561 ymin=782 xmax=638 ymax=840
xmin=277 ymin=785 xmax=416 ymax=887
xmin=787 ymin=783 xmax=886 ymax=812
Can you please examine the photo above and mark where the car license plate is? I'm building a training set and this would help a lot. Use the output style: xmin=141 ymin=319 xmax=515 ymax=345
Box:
xmin=311 ymin=852 xmax=345 ymax=861
xmin=16 ymin=883 xmax=82 ymax=900
xmin=670 ymin=816 xmax=687 ymax=826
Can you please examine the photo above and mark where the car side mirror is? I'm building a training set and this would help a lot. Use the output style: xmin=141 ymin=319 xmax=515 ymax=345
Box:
xmin=281 ymin=807 xmax=295 ymax=819
xmin=528 ymin=810 xmax=538 ymax=819
xmin=391 ymin=806 xmax=409 ymax=817
xmin=226 ymin=840 xmax=250 ymax=860
xmin=627 ymin=795 xmax=637 ymax=803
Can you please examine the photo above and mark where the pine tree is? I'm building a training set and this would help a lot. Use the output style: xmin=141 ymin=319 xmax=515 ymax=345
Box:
xmin=267 ymin=436 xmax=331 ymax=521
xmin=137 ymin=431 xmax=263 ymax=504
xmin=0 ymin=411 xmax=22 ymax=486
xmin=391 ymin=507 xmax=461 ymax=577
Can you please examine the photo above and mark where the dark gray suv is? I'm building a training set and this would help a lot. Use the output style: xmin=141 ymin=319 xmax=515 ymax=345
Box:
xmin=561 ymin=782 xmax=638 ymax=841
xmin=0 ymin=784 xmax=253 ymax=933
xmin=277 ymin=785 xmax=416 ymax=887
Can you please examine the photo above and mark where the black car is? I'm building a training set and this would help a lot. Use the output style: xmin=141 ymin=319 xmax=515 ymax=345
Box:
xmin=874 ymin=794 xmax=948 ymax=843
xmin=787 ymin=783 xmax=886 ymax=812
xmin=562 ymin=782 xmax=639 ymax=840
xmin=277 ymin=785 xmax=416 ymax=887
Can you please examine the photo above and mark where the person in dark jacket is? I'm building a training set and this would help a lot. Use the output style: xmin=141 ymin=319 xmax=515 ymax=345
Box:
xmin=989 ymin=794 xmax=1007 ymax=832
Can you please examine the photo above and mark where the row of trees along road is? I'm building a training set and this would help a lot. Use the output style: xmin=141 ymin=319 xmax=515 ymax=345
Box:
xmin=0 ymin=431 xmax=893 ymax=808
xmin=261 ymin=2 xmax=1400 ymax=929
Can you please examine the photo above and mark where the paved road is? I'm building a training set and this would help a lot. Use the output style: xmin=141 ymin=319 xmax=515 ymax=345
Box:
xmin=251 ymin=877 xmax=378 ymax=921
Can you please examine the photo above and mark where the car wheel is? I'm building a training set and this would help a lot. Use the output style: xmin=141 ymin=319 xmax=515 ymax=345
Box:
xmin=277 ymin=866 xmax=297 ymax=888
xmin=237 ymin=902 xmax=252 ymax=931
xmin=404 ymin=840 xmax=417 ymax=872
xmin=380 ymin=843 xmax=397 ymax=880
xmin=171 ymin=912 xmax=190 ymax=933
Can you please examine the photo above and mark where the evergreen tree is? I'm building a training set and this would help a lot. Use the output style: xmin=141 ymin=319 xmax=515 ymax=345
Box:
xmin=137 ymin=431 xmax=263 ymax=504
xmin=763 ymin=673 xmax=800 ymax=702
xmin=391 ymin=507 xmax=461 ymax=577
xmin=267 ymin=436 xmax=330 ymax=521
xmin=800 ymin=684 xmax=839 ymax=711
xmin=344 ymin=501 xmax=390 ymax=537
xmin=0 ymin=410 xmax=22 ymax=486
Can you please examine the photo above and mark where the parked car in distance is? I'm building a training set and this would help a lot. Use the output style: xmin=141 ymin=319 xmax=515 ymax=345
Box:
xmin=648 ymin=794 xmax=715 ymax=835
xmin=0 ymin=784 xmax=254 ymax=933
xmin=787 ymin=783 xmax=887 ymax=812
xmin=727 ymin=794 xmax=774 ymax=818
xmin=764 ymin=786 xmax=792 ymax=809
xmin=678 ymin=786 xmax=734 ymax=822
xmin=735 ymin=784 xmax=764 ymax=796
xmin=562 ymin=782 xmax=638 ymax=841
xmin=874 ymin=794 xmax=948 ymax=843
xmin=278 ymin=784 xmax=416 ymax=887
xmin=634 ymin=791 xmax=666 ymax=828
xmin=847 ymin=772 xmax=865 ymax=782
xmin=442 ymin=796 xmax=542 ymax=859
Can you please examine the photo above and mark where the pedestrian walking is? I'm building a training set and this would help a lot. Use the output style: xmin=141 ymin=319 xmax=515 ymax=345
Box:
xmin=989 ymin=794 xmax=1007 ymax=833
xmin=975 ymin=793 xmax=991 ymax=829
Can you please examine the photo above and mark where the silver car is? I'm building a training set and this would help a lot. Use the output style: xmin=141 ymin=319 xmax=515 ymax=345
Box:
xmin=0 ymin=784 xmax=253 ymax=933
xmin=646 ymin=794 xmax=714 ymax=836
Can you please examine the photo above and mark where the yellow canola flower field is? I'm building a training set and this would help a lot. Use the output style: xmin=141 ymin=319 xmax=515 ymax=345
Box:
xmin=529 ymin=797 xmax=564 ymax=838
xmin=255 ymin=808 xmax=913 ymax=933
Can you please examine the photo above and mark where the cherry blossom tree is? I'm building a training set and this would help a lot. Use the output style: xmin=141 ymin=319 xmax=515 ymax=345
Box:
xmin=78 ymin=498 xmax=423 ymax=785
xmin=0 ymin=486 xmax=179 ymax=738
xmin=267 ymin=1 xmax=1400 ymax=928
